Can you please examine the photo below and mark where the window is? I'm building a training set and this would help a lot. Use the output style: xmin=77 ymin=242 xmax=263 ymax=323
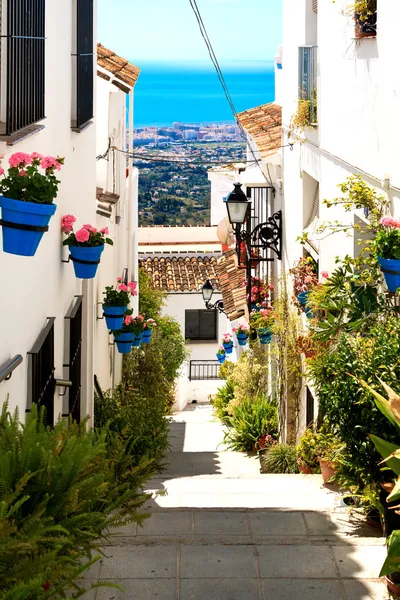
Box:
xmin=27 ymin=318 xmax=55 ymax=426
xmin=185 ymin=310 xmax=217 ymax=341
xmin=298 ymin=46 xmax=318 ymax=126
xmin=0 ymin=0 xmax=46 ymax=136
xmin=72 ymin=0 xmax=94 ymax=129
xmin=64 ymin=296 xmax=82 ymax=423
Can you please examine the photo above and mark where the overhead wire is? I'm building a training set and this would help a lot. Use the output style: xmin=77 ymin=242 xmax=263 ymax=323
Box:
xmin=187 ymin=0 xmax=274 ymax=186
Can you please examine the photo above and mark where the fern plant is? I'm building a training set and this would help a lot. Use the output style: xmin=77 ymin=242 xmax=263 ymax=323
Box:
xmin=223 ymin=395 xmax=278 ymax=452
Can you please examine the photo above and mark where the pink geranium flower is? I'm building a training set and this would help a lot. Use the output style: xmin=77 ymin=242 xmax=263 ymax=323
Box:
xmin=0 ymin=167 xmax=4 ymax=176
xmin=381 ymin=216 xmax=397 ymax=228
xmin=9 ymin=152 xmax=32 ymax=168
xmin=75 ymin=228 xmax=90 ymax=243
xmin=61 ymin=214 xmax=76 ymax=234
xmin=117 ymin=277 xmax=122 ymax=282
xmin=118 ymin=284 xmax=129 ymax=292
xmin=124 ymin=315 xmax=134 ymax=325
xmin=100 ymin=227 xmax=109 ymax=235
xmin=19 ymin=170 xmax=27 ymax=177
xmin=321 ymin=271 xmax=329 ymax=279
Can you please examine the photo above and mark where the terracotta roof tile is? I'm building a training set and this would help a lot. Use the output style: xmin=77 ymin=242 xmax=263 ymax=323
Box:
xmin=139 ymin=254 xmax=220 ymax=292
xmin=215 ymin=249 xmax=247 ymax=321
xmin=236 ymin=103 xmax=282 ymax=159
xmin=97 ymin=44 xmax=140 ymax=91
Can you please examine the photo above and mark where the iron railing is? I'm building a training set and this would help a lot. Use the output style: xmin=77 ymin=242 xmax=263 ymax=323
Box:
xmin=64 ymin=296 xmax=82 ymax=423
xmin=189 ymin=360 xmax=224 ymax=381
xmin=27 ymin=318 xmax=55 ymax=424
xmin=75 ymin=0 xmax=94 ymax=128
xmin=4 ymin=0 xmax=46 ymax=135
xmin=0 ymin=354 xmax=23 ymax=383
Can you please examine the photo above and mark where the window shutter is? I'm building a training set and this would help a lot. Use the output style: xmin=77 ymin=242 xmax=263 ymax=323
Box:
xmin=75 ymin=0 xmax=94 ymax=129
xmin=185 ymin=310 xmax=200 ymax=339
xmin=199 ymin=311 xmax=217 ymax=340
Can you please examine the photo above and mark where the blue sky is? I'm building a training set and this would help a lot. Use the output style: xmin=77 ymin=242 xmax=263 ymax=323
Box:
xmin=97 ymin=0 xmax=282 ymax=63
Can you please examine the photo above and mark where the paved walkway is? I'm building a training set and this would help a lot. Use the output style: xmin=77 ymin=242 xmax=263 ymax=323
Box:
xmin=88 ymin=404 xmax=389 ymax=599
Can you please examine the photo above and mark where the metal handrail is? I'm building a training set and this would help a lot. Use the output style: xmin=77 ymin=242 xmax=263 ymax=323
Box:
xmin=0 ymin=354 xmax=23 ymax=383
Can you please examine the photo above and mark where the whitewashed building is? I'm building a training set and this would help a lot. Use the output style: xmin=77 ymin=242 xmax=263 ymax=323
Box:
xmin=0 ymin=6 xmax=140 ymax=426
xmin=139 ymin=226 xmax=233 ymax=411
xmin=94 ymin=44 xmax=140 ymax=393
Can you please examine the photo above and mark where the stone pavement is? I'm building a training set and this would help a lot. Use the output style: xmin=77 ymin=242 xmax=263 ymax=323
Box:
xmin=88 ymin=404 xmax=389 ymax=599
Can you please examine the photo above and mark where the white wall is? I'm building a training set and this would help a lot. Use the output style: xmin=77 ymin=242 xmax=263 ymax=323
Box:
xmin=163 ymin=292 xmax=235 ymax=411
xmin=94 ymin=76 xmax=139 ymax=392
xmin=280 ymin=0 xmax=400 ymax=433
xmin=0 ymin=1 xmax=97 ymax=423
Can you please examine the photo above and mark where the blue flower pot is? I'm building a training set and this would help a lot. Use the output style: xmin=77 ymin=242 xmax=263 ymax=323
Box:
xmin=251 ymin=303 xmax=259 ymax=312
xmin=258 ymin=328 xmax=272 ymax=345
xmin=378 ymin=257 xmax=400 ymax=293
xmin=103 ymin=304 xmax=127 ymax=331
xmin=0 ymin=196 xmax=57 ymax=256
xmin=132 ymin=333 xmax=142 ymax=348
xmin=217 ymin=354 xmax=226 ymax=364
xmin=114 ymin=332 xmax=134 ymax=354
xmin=222 ymin=342 xmax=233 ymax=354
xmin=236 ymin=332 xmax=248 ymax=346
xmin=69 ymin=244 xmax=104 ymax=279
xmin=141 ymin=329 xmax=153 ymax=344
xmin=297 ymin=291 xmax=315 ymax=318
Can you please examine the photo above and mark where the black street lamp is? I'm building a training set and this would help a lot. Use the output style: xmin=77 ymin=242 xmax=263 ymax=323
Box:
xmin=201 ymin=279 xmax=227 ymax=315
xmin=225 ymin=182 xmax=250 ymax=226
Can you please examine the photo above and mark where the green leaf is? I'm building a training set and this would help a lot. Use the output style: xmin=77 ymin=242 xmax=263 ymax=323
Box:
xmin=388 ymin=479 xmax=400 ymax=503
xmin=380 ymin=530 xmax=400 ymax=577
xmin=369 ymin=435 xmax=400 ymax=475
xmin=359 ymin=379 xmax=400 ymax=431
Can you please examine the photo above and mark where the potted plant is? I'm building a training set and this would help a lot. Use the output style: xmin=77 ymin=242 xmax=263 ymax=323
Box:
xmin=295 ymin=335 xmax=315 ymax=359
xmin=375 ymin=216 xmax=400 ymax=292
xmin=62 ymin=217 xmax=113 ymax=279
xmin=256 ymin=433 xmax=277 ymax=468
xmin=289 ymin=257 xmax=318 ymax=317
xmin=216 ymin=347 xmax=226 ymax=364
xmin=239 ymin=241 xmax=260 ymax=269
xmin=102 ymin=278 xmax=137 ymax=331
xmin=250 ymin=307 xmax=274 ymax=345
xmin=315 ymin=432 xmax=343 ymax=484
xmin=222 ymin=333 xmax=234 ymax=354
xmin=232 ymin=322 xmax=250 ymax=346
xmin=246 ymin=276 xmax=273 ymax=310
xmin=296 ymin=428 xmax=320 ymax=474
xmin=343 ymin=1 xmax=377 ymax=37
xmin=141 ymin=318 xmax=157 ymax=344
xmin=0 ymin=152 xmax=64 ymax=256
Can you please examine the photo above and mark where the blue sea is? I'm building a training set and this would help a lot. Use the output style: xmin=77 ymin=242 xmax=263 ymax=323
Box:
xmin=133 ymin=61 xmax=275 ymax=127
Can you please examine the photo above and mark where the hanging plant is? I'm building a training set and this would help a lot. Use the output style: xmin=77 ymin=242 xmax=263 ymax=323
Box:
xmin=141 ymin=318 xmax=157 ymax=344
xmin=375 ymin=217 xmax=400 ymax=293
xmin=232 ymin=322 xmax=250 ymax=346
xmin=216 ymin=346 xmax=226 ymax=364
xmin=0 ymin=152 xmax=64 ymax=256
xmin=221 ymin=332 xmax=234 ymax=354
xmin=102 ymin=279 xmax=138 ymax=331
xmin=289 ymin=257 xmax=318 ymax=316
xmin=62 ymin=216 xmax=113 ymax=279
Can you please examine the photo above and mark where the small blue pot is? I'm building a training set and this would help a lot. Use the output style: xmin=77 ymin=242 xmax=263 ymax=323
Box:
xmin=251 ymin=303 xmax=259 ymax=312
xmin=236 ymin=332 xmax=248 ymax=347
xmin=378 ymin=257 xmax=400 ymax=293
xmin=69 ymin=244 xmax=104 ymax=279
xmin=132 ymin=333 xmax=142 ymax=348
xmin=114 ymin=332 xmax=134 ymax=354
xmin=217 ymin=354 xmax=226 ymax=364
xmin=297 ymin=291 xmax=315 ymax=318
xmin=103 ymin=304 xmax=127 ymax=331
xmin=222 ymin=342 xmax=233 ymax=354
xmin=141 ymin=329 xmax=153 ymax=345
xmin=258 ymin=328 xmax=272 ymax=345
xmin=0 ymin=196 xmax=57 ymax=256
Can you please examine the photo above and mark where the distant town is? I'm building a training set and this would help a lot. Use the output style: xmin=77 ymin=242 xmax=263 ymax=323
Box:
xmin=133 ymin=122 xmax=245 ymax=226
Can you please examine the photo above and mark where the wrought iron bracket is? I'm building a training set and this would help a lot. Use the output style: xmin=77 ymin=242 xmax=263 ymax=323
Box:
xmin=205 ymin=299 xmax=228 ymax=317
xmin=61 ymin=255 xmax=70 ymax=264
xmin=236 ymin=210 xmax=282 ymax=261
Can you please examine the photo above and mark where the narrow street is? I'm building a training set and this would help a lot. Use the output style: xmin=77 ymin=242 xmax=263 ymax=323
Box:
xmin=91 ymin=404 xmax=388 ymax=600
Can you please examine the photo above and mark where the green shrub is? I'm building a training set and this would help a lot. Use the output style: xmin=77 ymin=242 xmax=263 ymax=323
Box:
xmin=296 ymin=428 xmax=320 ymax=470
xmin=212 ymin=380 xmax=235 ymax=425
xmin=262 ymin=444 xmax=299 ymax=474
xmin=0 ymin=404 xmax=149 ymax=599
xmin=223 ymin=396 xmax=278 ymax=452
xmin=308 ymin=315 xmax=400 ymax=488
xmin=138 ymin=267 xmax=166 ymax=318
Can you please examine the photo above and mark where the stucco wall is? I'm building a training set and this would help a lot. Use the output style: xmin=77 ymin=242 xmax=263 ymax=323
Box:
xmin=0 ymin=1 xmax=98 ymax=421
xmin=163 ymin=292 xmax=235 ymax=411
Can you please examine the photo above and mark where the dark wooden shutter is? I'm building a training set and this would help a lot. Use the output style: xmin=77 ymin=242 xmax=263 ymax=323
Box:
xmin=76 ymin=0 xmax=94 ymax=128
xmin=199 ymin=311 xmax=217 ymax=340
xmin=185 ymin=310 xmax=200 ymax=339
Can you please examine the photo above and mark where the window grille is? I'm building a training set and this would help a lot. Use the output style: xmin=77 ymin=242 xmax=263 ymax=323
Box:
xmin=185 ymin=310 xmax=217 ymax=341
xmin=27 ymin=318 xmax=55 ymax=425
xmin=64 ymin=296 xmax=82 ymax=423
xmin=298 ymin=46 xmax=318 ymax=125
xmin=73 ymin=0 xmax=94 ymax=129
xmin=0 ymin=0 xmax=46 ymax=135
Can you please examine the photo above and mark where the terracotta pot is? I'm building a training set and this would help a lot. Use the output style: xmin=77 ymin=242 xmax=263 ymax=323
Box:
xmin=386 ymin=574 xmax=400 ymax=597
xmin=298 ymin=461 xmax=313 ymax=474
xmin=304 ymin=350 xmax=315 ymax=359
xmin=319 ymin=460 xmax=337 ymax=484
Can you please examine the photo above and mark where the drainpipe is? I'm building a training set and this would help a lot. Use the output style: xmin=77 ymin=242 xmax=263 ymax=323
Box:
xmin=127 ymin=87 xmax=138 ymax=314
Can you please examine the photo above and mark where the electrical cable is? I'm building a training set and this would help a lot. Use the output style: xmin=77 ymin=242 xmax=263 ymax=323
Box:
xmin=187 ymin=0 xmax=274 ymax=186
